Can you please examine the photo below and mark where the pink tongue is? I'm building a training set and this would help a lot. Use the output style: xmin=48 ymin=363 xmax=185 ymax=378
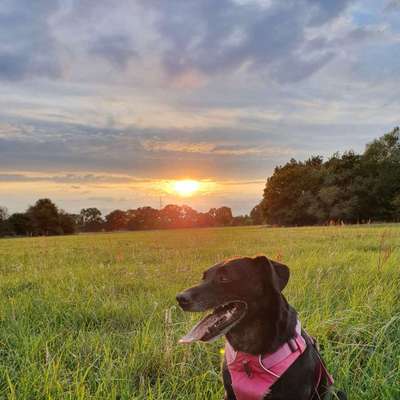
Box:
xmin=179 ymin=313 xmax=224 ymax=344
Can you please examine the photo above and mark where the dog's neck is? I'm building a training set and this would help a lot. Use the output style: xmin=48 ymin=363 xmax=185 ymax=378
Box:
xmin=226 ymin=294 xmax=297 ymax=355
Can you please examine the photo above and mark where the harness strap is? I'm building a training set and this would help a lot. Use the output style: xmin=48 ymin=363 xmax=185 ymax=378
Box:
xmin=226 ymin=322 xmax=335 ymax=400
xmin=257 ymin=320 xmax=305 ymax=369
xmin=226 ymin=320 xmax=308 ymax=400
xmin=258 ymin=355 xmax=281 ymax=378
xmin=304 ymin=332 xmax=334 ymax=400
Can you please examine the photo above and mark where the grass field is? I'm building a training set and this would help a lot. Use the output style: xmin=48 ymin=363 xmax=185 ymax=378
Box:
xmin=0 ymin=225 xmax=399 ymax=399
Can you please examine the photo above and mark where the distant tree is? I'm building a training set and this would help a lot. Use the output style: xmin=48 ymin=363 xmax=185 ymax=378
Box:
xmin=0 ymin=206 xmax=11 ymax=236
xmin=305 ymin=192 xmax=326 ymax=223
xmin=197 ymin=211 xmax=215 ymax=227
xmin=261 ymin=157 xmax=324 ymax=225
xmin=232 ymin=215 xmax=252 ymax=226
xmin=160 ymin=204 xmax=182 ymax=228
xmin=321 ymin=151 xmax=363 ymax=223
xmin=250 ymin=204 xmax=264 ymax=225
xmin=0 ymin=206 xmax=8 ymax=221
xmin=1 ymin=200 xmax=256 ymax=237
xmin=215 ymin=206 xmax=233 ymax=226
xmin=362 ymin=127 xmax=400 ymax=220
xmin=105 ymin=210 xmax=128 ymax=231
xmin=391 ymin=193 xmax=400 ymax=221
xmin=27 ymin=199 xmax=62 ymax=235
xmin=68 ymin=213 xmax=81 ymax=226
xmin=79 ymin=208 xmax=103 ymax=232
xmin=59 ymin=211 xmax=76 ymax=234
xmin=8 ymin=213 xmax=33 ymax=236
xmin=127 ymin=207 xmax=160 ymax=230
xmin=257 ymin=128 xmax=400 ymax=226
xmin=207 ymin=208 xmax=218 ymax=226
xmin=364 ymin=127 xmax=400 ymax=162
xmin=125 ymin=209 xmax=138 ymax=230
xmin=179 ymin=205 xmax=199 ymax=228
xmin=158 ymin=204 xmax=199 ymax=228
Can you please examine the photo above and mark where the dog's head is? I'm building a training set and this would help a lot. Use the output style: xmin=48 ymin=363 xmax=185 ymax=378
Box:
xmin=176 ymin=255 xmax=290 ymax=343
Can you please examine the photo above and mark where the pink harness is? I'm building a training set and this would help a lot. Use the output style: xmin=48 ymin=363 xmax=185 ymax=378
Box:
xmin=225 ymin=321 xmax=333 ymax=400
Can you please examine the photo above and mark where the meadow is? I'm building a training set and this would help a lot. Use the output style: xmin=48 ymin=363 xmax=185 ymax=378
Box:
xmin=0 ymin=225 xmax=399 ymax=399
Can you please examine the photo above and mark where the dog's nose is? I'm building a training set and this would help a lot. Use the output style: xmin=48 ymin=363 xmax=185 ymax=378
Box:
xmin=176 ymin=292 xmax=191 ymax=306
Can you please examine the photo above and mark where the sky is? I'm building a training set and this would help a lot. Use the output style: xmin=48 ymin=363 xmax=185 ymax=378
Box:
xmin=1 ymin=0 xmax=400 ymax=215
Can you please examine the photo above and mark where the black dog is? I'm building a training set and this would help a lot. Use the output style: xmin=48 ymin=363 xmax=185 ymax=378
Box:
xmin=176 ymin=256 xmax=347 ymax=400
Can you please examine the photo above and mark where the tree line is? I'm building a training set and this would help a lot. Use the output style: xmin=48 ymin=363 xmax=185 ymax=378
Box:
xmin=1 ymin=127 xmax=399 ymax=236
xmin=255 ymin=127 xmax=400 ymax=226
xmin=0 ymin=200 xmax=254 ymax=237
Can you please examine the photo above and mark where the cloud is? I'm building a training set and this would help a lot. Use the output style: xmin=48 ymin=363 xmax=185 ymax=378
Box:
xmin=86 ymin=196 xmax=122 ymax=202
xmin=0 ymin=0 xmax=386 ymax=87
xmin=142 ymin=139 xmax=295 ymax=156
xmin=0 ymin=106 xmax=394 ymax=182
xmin=385 ymin=0 xmax=400 ymax=12
xmin=140 ymin=0 xmax=357 ymax=83
xmin=0 ymin=173 xmax=136 ymax=184
xmin=307 ymin=0 xmax=354 ymax=25
xmin=0 ymin=0 xmax=62 ymax=81
xmin=89 ymin=34 xmax=138 ymax=68
xmin=141 ymin=140 xmax=215 ymax=154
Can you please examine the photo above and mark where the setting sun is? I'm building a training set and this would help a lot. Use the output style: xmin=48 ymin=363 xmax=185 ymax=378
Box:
xmin=172 ymin=180 xmax=200 ymax=197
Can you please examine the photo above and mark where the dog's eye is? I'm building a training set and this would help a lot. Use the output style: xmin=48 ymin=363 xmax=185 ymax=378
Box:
xmin=218 ymin=274 xmax=230 ymax=283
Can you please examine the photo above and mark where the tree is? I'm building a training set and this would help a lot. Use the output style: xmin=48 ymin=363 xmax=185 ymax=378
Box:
xmin=105 ymin=210 xmax=128 ymax=231
xmin=207 ymin=208 xmax=218 ymax=226
xmin=197 ymin=211 xmax=216 ymax=227
xmin=321 ymin=151 xmax=363 ymax=223
xmin=215 ymin=207 xmax=233 ymax=226
xmin=59 ymin=212 xmax=76 ymax=234
xmin=79 ymin=208 xmax=103 ymax=232
xmin=391 ymin=193 xmax=400 ymax=221
xmin=364 ymin=127 xmax=400 ymax=162
xmin=232 ymin=215 xmax=252 ymax=226
xmin=362 ymin=127 xmax=400 ymax=220
xmin=8 ymin=213 xmax=33 ymax=236
xmin=0 ymin=206 xmax=8 ymax=221
xmin=250 ymin=204 xmax=264 ymax=225
xmin=0 ymin=206 xmax=11 ymax=236
xmin=261 ymin=157 xmax=324 ymax=225
xmin=160 ymin=204 xmax=182 ymax=228
xmin=257 ymin=128 xmax=400 ymax=226
xmin=158 ymin=204 xmax=200 ymax=228
xmin=27 ymin=199 xmax=61 ymax=235
xmin=127 ymin=207 xmax=160 ymax=230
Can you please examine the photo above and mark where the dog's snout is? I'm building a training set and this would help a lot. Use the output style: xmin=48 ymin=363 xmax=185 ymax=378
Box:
xmin=176 ymin=292 xmax=191 ymax=306
xmin=176 ymin=287 xmax=208 ymax=311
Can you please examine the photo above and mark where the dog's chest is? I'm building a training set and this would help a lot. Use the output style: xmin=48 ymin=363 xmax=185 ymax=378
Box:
xmin=224 ymin=321 xmax=306 ymax=400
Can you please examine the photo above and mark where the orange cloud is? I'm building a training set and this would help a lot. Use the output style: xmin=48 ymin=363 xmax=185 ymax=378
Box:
xmin=141 ymin=139 xmax=294 ymax=156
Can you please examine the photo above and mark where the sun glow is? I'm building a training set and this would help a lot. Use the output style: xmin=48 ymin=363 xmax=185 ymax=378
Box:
xmin=172 ymin=179 xmax=200 ymax=197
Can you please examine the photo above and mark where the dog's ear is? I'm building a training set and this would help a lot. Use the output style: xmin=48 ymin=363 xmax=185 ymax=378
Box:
xmin=254 ymin=255 xmax=290 ymax=292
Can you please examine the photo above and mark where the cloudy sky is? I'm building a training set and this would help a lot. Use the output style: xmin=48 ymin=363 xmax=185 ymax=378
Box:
xmin=1 ymin=0 xmax=399 ymax=215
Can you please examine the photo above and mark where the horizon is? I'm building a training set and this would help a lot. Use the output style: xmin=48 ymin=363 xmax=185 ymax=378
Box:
xmin=1 ymin=0 xmax=400 ymax=214
xmin=0 ymin=132 xmax=393 ymax=217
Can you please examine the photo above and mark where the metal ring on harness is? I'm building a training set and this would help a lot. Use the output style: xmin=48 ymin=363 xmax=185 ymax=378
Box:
xmin=258 ymin=355 xmax=281 ymax=378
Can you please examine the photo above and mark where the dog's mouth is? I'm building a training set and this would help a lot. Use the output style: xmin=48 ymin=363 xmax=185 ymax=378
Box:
xmin=179 ymin=301 xmax=247 ymax=344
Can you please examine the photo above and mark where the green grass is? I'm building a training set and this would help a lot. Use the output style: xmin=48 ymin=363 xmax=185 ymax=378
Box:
xmin=0 ymin=225 xmax=399 ymax=399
